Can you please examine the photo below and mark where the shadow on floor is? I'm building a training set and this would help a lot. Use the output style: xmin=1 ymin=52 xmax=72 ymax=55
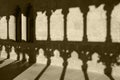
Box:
xmin=0 ymin=58 xmax=7 ymax=64
xmin=35 ymin=63 xmax=50 ymax=80
xmin=0 ymin=60 xmax=33 ymax=80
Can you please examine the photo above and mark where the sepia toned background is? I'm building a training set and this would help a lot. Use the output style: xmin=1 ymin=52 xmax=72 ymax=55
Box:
xmin=0 ymin=4 xmax=120 ymax=77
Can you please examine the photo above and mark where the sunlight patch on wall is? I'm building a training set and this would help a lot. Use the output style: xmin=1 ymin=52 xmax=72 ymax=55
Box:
xmin=22 ymin=14 xmax=26 ymax=41
xmin=68 ymin=7 xmax=83 ymax=41
xmin=36 ymin=12 xmax=47 ymax=40
xmin=0 ymin=16 xmax=7 ymax=39
xmin=51 ymin=9 xmax=64 ymax=41
xmin=87 ymin=5 xmax=106 ymax=42
xmin=9 ymin=15 xmax=15 ymax=40
xmin=111 ymin=4 xmax=120 ymax=42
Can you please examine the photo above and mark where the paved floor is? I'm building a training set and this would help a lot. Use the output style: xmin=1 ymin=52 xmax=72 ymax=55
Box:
xmin=0 ymin=58 xmax=120 ymax=80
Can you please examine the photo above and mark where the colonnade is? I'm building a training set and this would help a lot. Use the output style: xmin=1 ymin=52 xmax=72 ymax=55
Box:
xmin=5 ymin=4 xmax=114 ymax=43
xmin=0 ymin=3 xmax=120 ymax=80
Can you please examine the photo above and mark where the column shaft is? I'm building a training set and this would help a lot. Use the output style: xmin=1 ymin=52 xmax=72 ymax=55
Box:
xmin=46 ymin=10 xmax=52 ymax=41
xmin=15 ymin=7 xmax=22 ymax=42
xmin=83 ymin=12 xmax=88 ymax=42
xmin=6 ymin=16 xmax=10 ymax=40
xmin=62 ymin=8 xmax=69 ymax=41
xmin=26 ymin=4 xmax=36 ymax=42
xmin=106 ymin=11 xmax=112 ymax=42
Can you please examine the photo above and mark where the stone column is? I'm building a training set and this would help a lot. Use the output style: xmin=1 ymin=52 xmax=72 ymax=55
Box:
xmin=104 ymin=5 xmax=113 ymax=42
xmin=6 ymin=16 xmax=10 ymax=40
xmin=62 ymin=8 xmax=69 ymax=41
xmin=46 ymin=9 xmax=52 ymax=41
xmin=15 ymin=6 xmax=22 ymax=42
xmin=26 ymin=4 xmax=37 ymax=43
xmin=26 ymin=4 xmax=37 ymax=63
xmin=80 ymin=7 xmax=89 ymax=42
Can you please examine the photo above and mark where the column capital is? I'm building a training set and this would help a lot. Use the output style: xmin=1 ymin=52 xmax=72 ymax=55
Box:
xmin=33 ymin=12 xmax=37 ymax=19
xmin=26 ymin=4 xmax=36 ymax=17
xmin=80 ymin=6 xmax=89 ymax=15
xmin=62 ymin=8 xmax=69 ymax=16
xmin=104 ymin=5 xmax=114 ymax=14
xmin=6 ymin=16 xmax=10 ymax=20
xmin=46 ymin=9 xmax=52 ymax=17
xmin=14 ymin=6 xmax=21 ymax=17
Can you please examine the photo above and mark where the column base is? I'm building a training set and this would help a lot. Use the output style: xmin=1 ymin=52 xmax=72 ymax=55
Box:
xmin=82 ymin=36 xmax=88 ymax=42
xmin=63 ymin=37 xmax=68 ymax=42
xmin=106 ymin=36 xmax=112 ymax=43
xmin=47 ymin=37 xmax=51 ymax=41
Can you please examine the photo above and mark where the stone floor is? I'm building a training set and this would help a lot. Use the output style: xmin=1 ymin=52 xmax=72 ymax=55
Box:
xmin=0 ymin=58 xmax=120 ymax=80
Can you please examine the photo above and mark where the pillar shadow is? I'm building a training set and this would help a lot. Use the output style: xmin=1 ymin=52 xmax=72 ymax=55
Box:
xmin=97 ymin=51 xmax=116 ymax=80
xmin=78 ymin=50 xmax=94 ymax=80
xmin=0 ymin=60 xmax=33 ymax=80
xmin=34 ymin=47 xmax=52 ymax=80
xmin=81 ymin=62 xmax=89 ymax=80
xmin=14 ymin=45 xmax=21 ymax=61
xmin=59 ymin=48 xmax=71 ymax=80
xmin=5 ymin=45 xmax=12 ymax=59
xmin=0 ymin=58 xmax=7 ymax=64
xmin=59 ymin=61 xmax=68 ymax=80
xmin=34 ymin=59 xmax=51 ymax=80
xmin=104 ymin=65 xmax=115 ymax=80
